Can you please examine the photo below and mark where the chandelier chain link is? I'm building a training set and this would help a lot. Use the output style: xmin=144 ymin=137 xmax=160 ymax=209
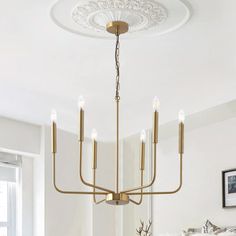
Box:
xmin=115 ymin=32 xmax=120 ymax=101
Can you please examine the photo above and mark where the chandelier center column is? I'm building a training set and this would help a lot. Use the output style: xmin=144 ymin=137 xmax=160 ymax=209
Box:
xmin=115 ymin=27 xmax=120 ymax=194
xmin=116 ymin=98 xmax=119 ymax=193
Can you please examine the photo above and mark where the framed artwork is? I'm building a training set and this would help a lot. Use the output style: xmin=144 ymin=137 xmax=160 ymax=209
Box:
xmin=222 ymin=169 xmax=236 ymax=208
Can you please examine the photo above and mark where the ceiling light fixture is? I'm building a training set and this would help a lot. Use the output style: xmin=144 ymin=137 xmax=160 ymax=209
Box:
xmin=51 ymin=21 xmax=185 ymax=206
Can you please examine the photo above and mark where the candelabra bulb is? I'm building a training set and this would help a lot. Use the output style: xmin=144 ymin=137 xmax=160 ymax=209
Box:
xmin=91 ymin=129 xmax=98 ymax=140
xmin=78 ymin=96 xmax=85 ymax=109
xmin=51 ymin=109 xmax=57 ymax=122
xmin=140 ymin=129 xmax=146 ymax=142
xmin=153 ymin=96 xmax=160 ymax=111
xmin=178 ymin=110 xmax=185 ymax=123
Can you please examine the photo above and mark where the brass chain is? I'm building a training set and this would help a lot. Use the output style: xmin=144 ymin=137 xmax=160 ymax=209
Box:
xmin=115 ymin=32 xmax=120 ymax=101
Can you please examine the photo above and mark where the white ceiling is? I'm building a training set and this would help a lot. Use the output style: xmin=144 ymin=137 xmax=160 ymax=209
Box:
xmin=0 ymin=0 xmax=236 ymax=141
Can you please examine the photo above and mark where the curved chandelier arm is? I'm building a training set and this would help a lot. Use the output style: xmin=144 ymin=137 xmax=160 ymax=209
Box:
xmin=126 ymin=154 xmax=183 ymax=196
xmin=93 ymin=169 xmax=106 ymax=204
xmin=79 ymin=141 xmax=115 ymax=193
xmin=93 ymin=197 xmax=106 ymax=204
xmin=129 ymin=170 xmax=144 ymax=205
xmin=129 ymin=198 xmax=142 ymax=205
xmin=52 ymin=153 xmax=107 ymax=195
xmin=121 ymin=144 xmax=157 ymax=194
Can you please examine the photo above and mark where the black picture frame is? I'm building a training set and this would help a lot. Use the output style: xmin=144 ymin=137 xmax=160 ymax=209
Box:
xmin=222 ymin=168 xmax=236 ymax=208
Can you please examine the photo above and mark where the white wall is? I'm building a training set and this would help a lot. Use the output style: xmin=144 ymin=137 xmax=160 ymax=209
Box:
xmin=92 ymin=132 xmax=153 ymax=236
xmin=33 ymin=154 xmax=45 ymax=236
xmin=1 ymin=112 xmax=236 ymax=236
xmin=153 ymin=117 xmax=236 ymax=235
xmin=33 ymin=127 xmax=45 ymax=236
xmin=122 ymin=131 xmax=152 ymax=236
xmin=0 ymin=116 xmax=41 ymax=157
xmin=43 ymin=126 xmax=120 ymax=236
xmin=21 ymin=156 xmax=33 ymax=236
xmin=0 ymin=116 xmax=41 ymax=236
xmin=41 ymin=125 xmax=150 ymax=236
xmin=92 ymin=142 xmax=117 ymax=236
xmin=44 ymin=127 xmax=93 ymax=236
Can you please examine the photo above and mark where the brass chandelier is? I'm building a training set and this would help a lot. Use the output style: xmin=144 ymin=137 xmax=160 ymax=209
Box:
xmin=51 ymin=21 xmax=185 ymax=206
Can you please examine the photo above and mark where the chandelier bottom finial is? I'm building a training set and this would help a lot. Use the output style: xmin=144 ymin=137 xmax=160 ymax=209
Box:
xmin=106 ymin=193 xmax=129 ymax=205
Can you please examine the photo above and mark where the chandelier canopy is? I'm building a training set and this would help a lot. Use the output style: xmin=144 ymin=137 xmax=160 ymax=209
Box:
xmin=51 ymin=21 xmax=185 ymax=206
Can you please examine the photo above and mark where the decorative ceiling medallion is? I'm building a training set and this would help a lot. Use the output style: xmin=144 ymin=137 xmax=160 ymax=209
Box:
xmin=50 ymin=0 xmax=191 ymax=39
xmin=71 ymin=0 xmax=168 ymax=33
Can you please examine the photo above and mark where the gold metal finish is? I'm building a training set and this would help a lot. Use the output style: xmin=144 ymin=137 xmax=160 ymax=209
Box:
xmin=121 ymin=144 xmax=157 ymax=194
xmin=51 ymin=122 xmax=57 ymax=153
xmin=140 ymin=142 xmax=145 ymax=170
xmin=127 ymin=154 xmax=183 ymax=195
xmin=51 ymin=19 xmax=185 ymax=206
xmin=52 ymin=153 xmax=107 ymax=195
xmin=106 ymin=193 xmax=129 ymax=205
xmin=93 ymin=169 xmax=106 ymax=204
xmin=106 ymin=21 xmax=129 ymax=35
xmin=79 ymin=109 xmax=84 ymax=141
xmin=129 ymin=170 xmax=144 ymax=205
xmin=92 ymin=140 xmax=97 ymax=169
xmin=79 ymin=141 xmax=114 ymax=193
xmin=116 ymin=99 xmax=120 ymax=193
xmin=92 ymin=142 xmax=106 ymax=204
xmin=179 ymin=122 xmax=184 ymax=154
xmin=153 ymin=111 xmax=158 ymax=143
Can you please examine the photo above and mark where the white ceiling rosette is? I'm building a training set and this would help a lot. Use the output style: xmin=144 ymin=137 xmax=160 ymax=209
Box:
xmin=50 ymin=0 xmax=191 ymax=39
